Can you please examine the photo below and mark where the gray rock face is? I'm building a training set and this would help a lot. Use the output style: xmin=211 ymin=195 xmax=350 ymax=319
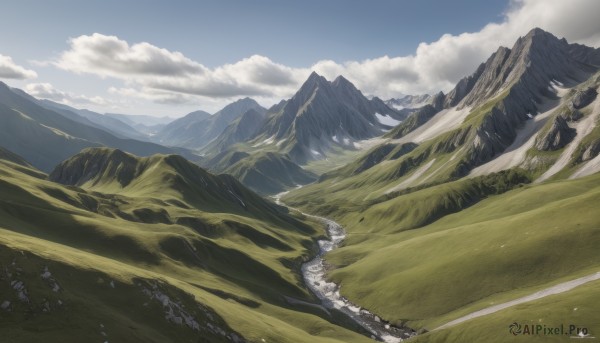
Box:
xmin=536 ymin=115 xmax=575 ymax=151
xmin=458 ymin=85 xmax=537 ymax=175
xmin=352 ymin=143 xmax=417 ymax=175
xmin=443 ymin=62 xmax=486 ymax=108
xmin=562 ymin=108 xmax=583 ymax=122
xmin=567 ymin=42 xmax=600 ymax=67
xmin=445 ymin=28 xmax=600 ymax=175
xmin=571 ymin=87 xmax=598 ymax=109
xmin=450 ymin=28 xmax=600 ymax=111
xmin=386 ymin=105 xmax=439 ymax=139
xmin=430 ymin=91 xmax=445 ymax=111
xmin=205 ymin=108 xmax=267 ymax=152
xmin=582 ymin=139 xmax=600 ymax=161
xmin=453 ymin=46 xmax=512 ymax=108
xmin=260 ymin=72 xmax=403 ymax=164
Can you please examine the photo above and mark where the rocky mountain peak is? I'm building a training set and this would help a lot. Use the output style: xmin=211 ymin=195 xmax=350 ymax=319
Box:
xmin=291 ymin=71 xmax=331 ymax=104
xmin=332 ymin=75 xmax=356 ymax=90
xmin=304 ymin=71 xmax=329 ymax=88
xmin=453 ymin=28 xmax=598 ymax=109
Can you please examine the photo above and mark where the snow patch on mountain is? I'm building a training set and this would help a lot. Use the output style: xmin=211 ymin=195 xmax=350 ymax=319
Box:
xmin=470 ymin=101 xmax=559 ymax=177
xmin=375 ymin=113 xmax=401 ymax=127
xmin=395 ymin=106 xmax=471 ymax=144
xmin=539 ymin=96 xmax=600 ymax=182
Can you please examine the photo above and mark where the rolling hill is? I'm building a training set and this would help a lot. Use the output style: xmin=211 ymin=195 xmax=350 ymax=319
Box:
xmin=0 ymin=148 xmax=373 ymax=343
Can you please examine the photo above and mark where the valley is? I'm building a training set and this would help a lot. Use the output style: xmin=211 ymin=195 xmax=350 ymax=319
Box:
xmin=1 ymin=21 xmax=600 ymax=343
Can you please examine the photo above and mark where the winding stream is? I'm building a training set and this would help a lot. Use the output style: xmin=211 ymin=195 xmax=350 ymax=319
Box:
xmin=274 ymin=193 xmax=415 ymax=342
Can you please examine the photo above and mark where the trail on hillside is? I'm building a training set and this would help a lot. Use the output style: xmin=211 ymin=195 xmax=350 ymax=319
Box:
xmin=435 ymin=271 xmax=600 ymax=330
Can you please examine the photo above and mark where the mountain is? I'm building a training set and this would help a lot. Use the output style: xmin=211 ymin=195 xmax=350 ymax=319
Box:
xmin=386 ymin=94 xmax=432 ymax=110
xmin=282 ymin=28 xmax=600 ymax=340
xmin=224 ymin=152 xmax=317 ymax=194
xmin=203 ymin=108 xmax=267 ymax=153
xmin=385 ymin=91 xmax=445 ymax=139
xmin=155 ymin=98 xmax=266 ymax=149
xmin=381 ymin=28 xmax=600 ymax=175
xmin=105 ymin=113 xmax=175 ymax=136
xmin=253 ymin=72 xmax=404 ymax=164
xmin=105 ymin=113 xmax=176 ymax=126
xmin=0 ymin=82 xmax=197 ymax=172
xmin=454 ymin=28 xmax=599 ymax=108
xmin=200 ymin=73 xmax=406 ymax=195
xmin=50 ymin=147 xmax=284 ymax=215
xmin=0 ymin=145 xmax=32 ymax=167
xmin=36 ymin=99 xmax=148 ymax=141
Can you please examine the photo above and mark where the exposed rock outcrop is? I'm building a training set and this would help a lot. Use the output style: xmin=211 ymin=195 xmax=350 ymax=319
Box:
xmin=571 ymin=87 xmax=598 ymax=109
xmin=352 ymin=142 xmax=417 ymax=175
xmin=260 ymin=72 xmax=403 ymax=164
xmin=582 ymin=139 xmax=600 ymax=161
xmin=385 ymin=105 xmax=439 ymax=139
xmin=562 ymin=108 xmax=583 ymax=122
xmin=446 ymin=28 xmax=600 ymax=175
xmin=536 ymin=115 xmax=575 ymax=151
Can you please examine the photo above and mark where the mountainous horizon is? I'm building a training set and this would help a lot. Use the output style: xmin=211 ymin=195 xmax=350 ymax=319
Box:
xmin=2 ymin=23 xmax=600 ymax=343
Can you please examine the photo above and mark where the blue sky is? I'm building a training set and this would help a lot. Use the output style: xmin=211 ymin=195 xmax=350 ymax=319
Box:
xmin=0 ymin=0 xmax=599 ymax=116
xmin=0 ymin=1 xmax=507 ymax=66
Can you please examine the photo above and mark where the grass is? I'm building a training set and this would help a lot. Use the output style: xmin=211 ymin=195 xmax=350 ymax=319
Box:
xmin=0 ymin=151 xmax=373 ymax=343
xmin=224 ymin=151 xmax=317 ymax=195
xmin=285 ymin=171 xmax=600 ymax=333
xmin=412 ymin=278 xmax=600 ymax=342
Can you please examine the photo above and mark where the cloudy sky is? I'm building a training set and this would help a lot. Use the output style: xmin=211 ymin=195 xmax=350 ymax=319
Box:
xmin=1 ymin=0 xmax=599 ymax=117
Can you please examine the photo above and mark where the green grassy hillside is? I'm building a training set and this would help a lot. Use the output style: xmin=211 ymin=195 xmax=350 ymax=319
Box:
xmin=223 ymin=151 xmax=317 ymax=195
xmin=284 ymin=172 xmax=600 ymax=338
xmin=413 ymin=278 xmax=600 ymax=342
xmin=0 ymin=152 xmax=371 ymax=343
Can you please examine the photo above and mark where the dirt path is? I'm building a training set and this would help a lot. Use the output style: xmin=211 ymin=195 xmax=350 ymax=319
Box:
xmin=435 ymin=271 xmax=600 ymax=330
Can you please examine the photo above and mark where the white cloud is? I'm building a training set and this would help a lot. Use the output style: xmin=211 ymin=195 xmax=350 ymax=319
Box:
xmin=56 ymin=33 xmax=206 ymax=77
xmin=321 ymin=0 xmax=600 ymax=98
xmin=0 ymin=54 xmax=37 ymax=79
xmin=56 ymin=34 xmax=308 ymax=100
xmin=52 ymin=0 xmax=600 ymax=105
xmin=25 ymin=82 xmax=107 ymax=106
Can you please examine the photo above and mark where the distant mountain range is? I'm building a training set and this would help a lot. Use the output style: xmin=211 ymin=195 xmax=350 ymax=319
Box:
xmin=386 ymin=94 xmax=432 ymax=110
xmin=0 ymin=82 xmax=197 ymax=172
xmin=154 ymin=98 xmax=266 ymax=149
xmin=36 ymin=99 xmax=149 ymax=141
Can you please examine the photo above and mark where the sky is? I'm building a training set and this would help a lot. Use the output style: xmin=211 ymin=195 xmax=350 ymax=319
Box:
xmin=1 ymin=0 xmax=600 ymax=117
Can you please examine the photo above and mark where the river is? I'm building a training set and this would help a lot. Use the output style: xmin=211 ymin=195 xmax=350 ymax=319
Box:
xmin=274 ymin=192 xmax=415 ymax=342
